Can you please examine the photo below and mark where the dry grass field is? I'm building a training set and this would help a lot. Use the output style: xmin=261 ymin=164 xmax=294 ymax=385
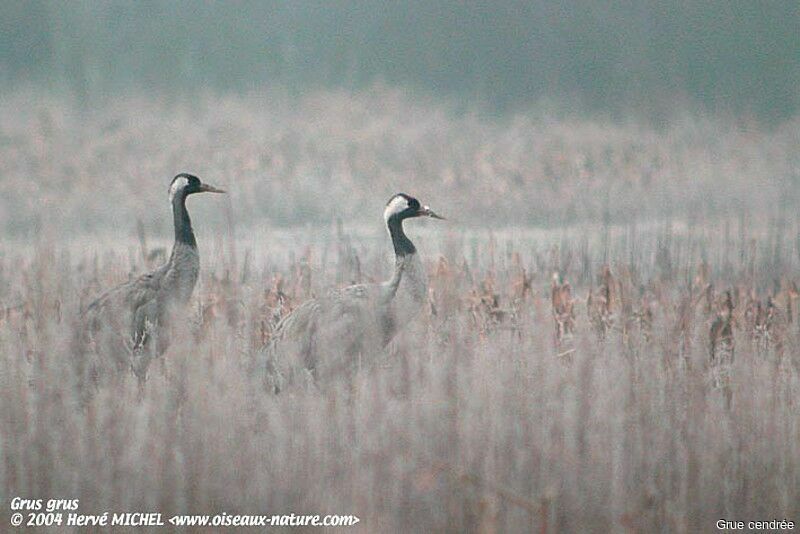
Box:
xmin=1 ymin=89 xmax=799 ymax=532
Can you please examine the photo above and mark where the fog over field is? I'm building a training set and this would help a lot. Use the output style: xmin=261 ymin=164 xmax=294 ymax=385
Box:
xmin=1 ymin=89 xmax=798 ymax=238
xmin=1 ymin=2 xmax=799 ymax=533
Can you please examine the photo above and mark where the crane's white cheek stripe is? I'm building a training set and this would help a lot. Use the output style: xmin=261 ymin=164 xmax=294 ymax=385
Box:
xmin=383 ymin=196 xmax=408 ymax=221
xmin=169 ymin=176 xmax=189 ymax=204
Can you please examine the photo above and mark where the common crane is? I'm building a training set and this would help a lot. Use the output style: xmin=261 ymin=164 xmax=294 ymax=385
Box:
xmin=82 ymin=173 xmax=225 ymax=380
xmin=263 ymin=193 xmax=443 ymax=391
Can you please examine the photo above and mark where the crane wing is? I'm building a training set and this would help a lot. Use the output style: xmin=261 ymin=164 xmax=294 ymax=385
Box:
xmin=264 ymin=276 xmax=402 ymax=389
xmin=83 ymin=265 xmax=166 ymax=344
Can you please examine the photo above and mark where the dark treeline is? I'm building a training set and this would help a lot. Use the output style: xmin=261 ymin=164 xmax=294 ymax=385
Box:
xmin=1 ymin=0 xmax=798 ymax=120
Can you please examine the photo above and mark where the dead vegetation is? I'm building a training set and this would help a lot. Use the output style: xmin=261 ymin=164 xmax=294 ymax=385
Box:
xmin=2 ymin=218 xmax=799 ymax=532
xmin=1 ymin=91 xmax=799 ymax=532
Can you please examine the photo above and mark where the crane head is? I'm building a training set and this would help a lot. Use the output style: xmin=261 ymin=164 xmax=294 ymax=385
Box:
xmin=384 ymin=193 xmax=444 ymax=223
xmin=169 ymin=173 xmax=226 ymax=203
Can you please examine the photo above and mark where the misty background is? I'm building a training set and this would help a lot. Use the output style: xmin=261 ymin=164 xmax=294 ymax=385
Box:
xmin=0 ymin=1 xmax=798 ymax=239
xmin=2 ymin=0 xmax=798 ymax=120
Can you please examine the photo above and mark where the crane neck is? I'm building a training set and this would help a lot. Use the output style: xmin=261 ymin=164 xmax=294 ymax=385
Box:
xmin=387 ymin=216 xmax=416 ymax=257
xmin=172 ymin=193 xmax=197 ymax=249
xmin=387 ymin=217 xmax=427 ymax=311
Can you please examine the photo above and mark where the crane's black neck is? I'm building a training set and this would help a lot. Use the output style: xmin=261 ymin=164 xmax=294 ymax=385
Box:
xmin=172 ymin=193 xmax=197 ymax=248
xmin=387 ymin=215 xmax=416 ymax=257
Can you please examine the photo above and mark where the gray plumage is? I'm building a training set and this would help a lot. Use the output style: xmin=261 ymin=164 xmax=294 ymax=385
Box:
xmin=82 ymin=173 xmax=224 ymax=379
xmin=263 ymin=193 xmax=443 ymax=391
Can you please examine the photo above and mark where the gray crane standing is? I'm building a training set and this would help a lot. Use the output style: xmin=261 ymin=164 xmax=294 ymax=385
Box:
xmin=263 ymin=193 xmax=443 ymax=391
xmin=82 ymin=173 xmax=225 ymax=381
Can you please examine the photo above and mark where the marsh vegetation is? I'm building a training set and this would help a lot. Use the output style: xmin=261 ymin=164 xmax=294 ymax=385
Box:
xmin=1 ymin=90 xmax=799 ymax=532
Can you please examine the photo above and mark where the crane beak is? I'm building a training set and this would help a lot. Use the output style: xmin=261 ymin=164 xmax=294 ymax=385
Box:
xmin=419 ymin=205 xmax=445 ymax=220
xmin=198 ymin=183 xmax=226 ymax=194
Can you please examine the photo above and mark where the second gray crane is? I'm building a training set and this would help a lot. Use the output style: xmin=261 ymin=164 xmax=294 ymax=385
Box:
xmin=262 ymin=193 xmax=443 ymax=391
